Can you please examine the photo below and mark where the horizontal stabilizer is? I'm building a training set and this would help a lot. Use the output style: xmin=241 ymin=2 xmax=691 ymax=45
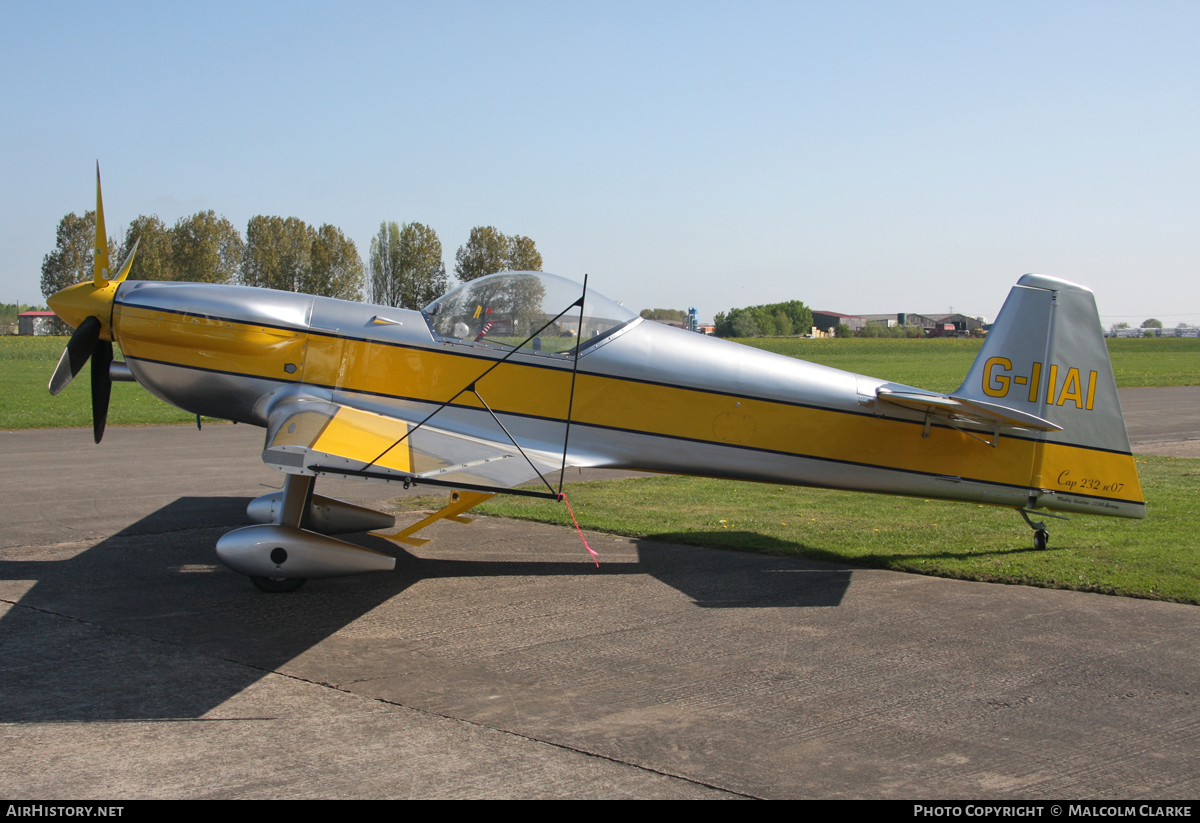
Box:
xmin=876 ymin=388 xmax=1063 ymax=432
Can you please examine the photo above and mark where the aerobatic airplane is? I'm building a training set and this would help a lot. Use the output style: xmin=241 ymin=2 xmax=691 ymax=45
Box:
xmin=47 ymin=170 xmax=1144 ymax=591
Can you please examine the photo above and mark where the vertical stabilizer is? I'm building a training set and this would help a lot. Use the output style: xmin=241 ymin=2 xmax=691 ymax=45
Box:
xmin=957 ymin=274 xmax=1129 ymax=453
xmin=956 ymin=275 xmax=1144 ymax=518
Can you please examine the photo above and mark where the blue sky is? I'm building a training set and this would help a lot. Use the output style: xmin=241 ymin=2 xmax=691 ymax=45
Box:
xmin=2 ymin=1 xmax=1197 ymax=324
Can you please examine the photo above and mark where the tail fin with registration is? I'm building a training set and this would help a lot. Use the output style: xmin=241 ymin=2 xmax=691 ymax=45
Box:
xmin=956 ymin=274 xmax=1144 ymax=518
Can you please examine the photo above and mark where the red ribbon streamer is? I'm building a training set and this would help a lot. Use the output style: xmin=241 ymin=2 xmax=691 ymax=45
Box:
xmin=559 ymin=492 xmax=599 ymax=567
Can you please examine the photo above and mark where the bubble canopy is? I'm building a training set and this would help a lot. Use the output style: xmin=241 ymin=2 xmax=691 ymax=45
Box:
xmin=422 ymin=272 xmax=638 ymax=356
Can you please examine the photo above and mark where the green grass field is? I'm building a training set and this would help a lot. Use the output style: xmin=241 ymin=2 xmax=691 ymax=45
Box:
xmin=737 ymin=336 xmax=1200 ymax=393
xmin=441 ymin=452 xmax=1198 ymax=604
xmin=0 ymin=337 xmax=206 ymax=429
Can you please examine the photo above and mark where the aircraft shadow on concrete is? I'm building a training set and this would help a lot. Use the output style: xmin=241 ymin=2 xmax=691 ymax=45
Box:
xmin=634 ymin=532 xmax=852 ymax=609
xmin=0 ymin=497 xmax=850 ymax=724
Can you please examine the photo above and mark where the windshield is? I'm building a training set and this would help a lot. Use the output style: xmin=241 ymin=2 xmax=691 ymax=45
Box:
xmin=422 ymin=272 xmax=637 ymax=355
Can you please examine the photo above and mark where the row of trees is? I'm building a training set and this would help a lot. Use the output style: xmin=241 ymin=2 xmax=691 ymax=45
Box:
xmin=243 ymin=217 xmax=363 ymax=300
xmin=123 ymin=213 xmax=246 ymax=286
xmin=714 ymin=300 xmax=813 ymax=338
xmin=40 ymin=211 xmax=121 ymax=299
xmin=640 ymin=308 xmax=689 ymax=322
xmin=39 ymin=209 xmax=357 ymax=300
xmin=369 ymin=222 xmax=447 ymax=309
xmin=453 ymin=226 xmax=543 ymax=282
xmin=366 ymin=223 xmax=543 ymax=309
xmin=40 ymin=210 xmax=542 ymax=311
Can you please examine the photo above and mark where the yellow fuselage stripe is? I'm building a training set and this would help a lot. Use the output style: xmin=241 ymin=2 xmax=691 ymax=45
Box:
xmin=115 ymin=305 xmax=308 ymax=382
xmin=114 ymin=307 xmax=1145 ymax=505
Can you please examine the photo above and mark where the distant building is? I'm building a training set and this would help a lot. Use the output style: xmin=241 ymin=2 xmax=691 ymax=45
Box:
xmin=859 ymin=314 xmax=898 ymax=328
xmin=812 ymin=311 xmax=867 ymax=334
xmin=1116 ymin=326 xmax=1200 ymax=338
xmin=924 ymin=313 xmax=984 ymax=336
xmin=814 ymin=310 xmax=986 ymax=337
xmin=18 ymin=311 xmax=61 ymax=336
xmin=854 ymin=313 xmax=938 ymax=331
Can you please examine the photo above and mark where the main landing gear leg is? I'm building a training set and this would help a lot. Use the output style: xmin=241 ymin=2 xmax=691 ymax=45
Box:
xmin=249 ymin=474 xmax=314 ymax=593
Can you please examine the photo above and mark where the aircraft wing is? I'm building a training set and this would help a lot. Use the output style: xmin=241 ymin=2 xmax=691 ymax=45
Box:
xmin=875 ymin=388 xmax=1063 ymax=432
xmin=262 ymin=396 xmax=567 ymax=495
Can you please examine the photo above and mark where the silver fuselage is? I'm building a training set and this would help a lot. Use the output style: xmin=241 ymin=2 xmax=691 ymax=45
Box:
xmin=108 ymin=279 xmax=1142 ymax=519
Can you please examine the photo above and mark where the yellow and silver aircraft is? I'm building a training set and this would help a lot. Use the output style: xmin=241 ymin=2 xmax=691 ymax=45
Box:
xmin=47 ymin=171 xmax=1145 ymax=591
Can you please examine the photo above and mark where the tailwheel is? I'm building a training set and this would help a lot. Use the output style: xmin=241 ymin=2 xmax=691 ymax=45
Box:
xmin=250 ymin=576 xmax=307 ymax=593
xmin=1019 ymin=506 xmax=1065 ymax=552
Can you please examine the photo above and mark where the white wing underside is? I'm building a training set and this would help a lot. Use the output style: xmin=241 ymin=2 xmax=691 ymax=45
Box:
xmin=261 ymin=398 xmax=567 ymax=492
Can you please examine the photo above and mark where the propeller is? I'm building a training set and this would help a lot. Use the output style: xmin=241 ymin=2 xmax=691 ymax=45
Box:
xmin=48 ymin=316 xmax=100 ymax=396
xmin=46 ymin=166 xmax=141 ymax=445
xmin=91 ymin=338 xmax=113 ymax=444
xmin=47 ymin=315 xmax=113 ymax=443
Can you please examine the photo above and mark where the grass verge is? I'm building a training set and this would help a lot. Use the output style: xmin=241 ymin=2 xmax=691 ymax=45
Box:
xmin=737 ymin=336 xmax=1200 ymax=393
xmin=1 ymin=337 xmax=216 ymax=429
xmin=397 ymin=454 xmax=1198 ymax=604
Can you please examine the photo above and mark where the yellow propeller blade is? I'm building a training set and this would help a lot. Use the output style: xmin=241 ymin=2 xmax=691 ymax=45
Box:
xmin=93 ymin=162 xmax=110 ymax=287
xmin=112 ymin=236 xmax=140 ymax=283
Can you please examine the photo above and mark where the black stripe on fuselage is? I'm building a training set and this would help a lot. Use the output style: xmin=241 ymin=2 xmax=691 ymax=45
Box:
xmin=124 ymin=353 xmax=1138 ymax=507
xmin=118 ymin=298 xmax=1114 ymax=454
